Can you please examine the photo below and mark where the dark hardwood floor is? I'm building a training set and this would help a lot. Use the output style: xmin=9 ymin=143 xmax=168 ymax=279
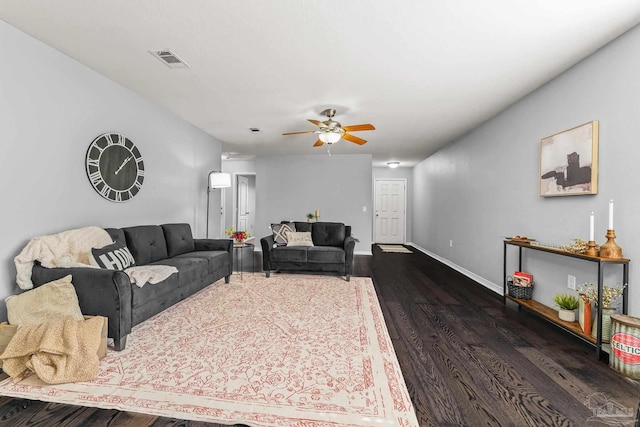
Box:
xmin=0 ymin=246 xmax=638 ymax=426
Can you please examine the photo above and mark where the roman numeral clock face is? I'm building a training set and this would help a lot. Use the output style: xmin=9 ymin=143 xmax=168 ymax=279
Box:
xmin=85 ymin=133 xmax=145 ymax=202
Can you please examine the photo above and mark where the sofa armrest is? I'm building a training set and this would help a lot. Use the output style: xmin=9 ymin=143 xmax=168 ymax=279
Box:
xmin=31 ymin=263 xmax=132 ymax=346
xmin=343 ymin=236 xmax=356 ymax=275
xmin=194 ymin=238 xmax=233 ymax=252
xmin=260 ymin=235 xmax=275 ymax=272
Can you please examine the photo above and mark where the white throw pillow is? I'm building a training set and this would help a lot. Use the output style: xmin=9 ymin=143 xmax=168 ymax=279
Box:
xmin=286 ymin=231 xmax=314 ymax=247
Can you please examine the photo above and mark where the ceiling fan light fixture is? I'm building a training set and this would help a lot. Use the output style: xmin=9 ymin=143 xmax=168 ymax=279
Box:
xmin=387 ymin=161 xmax=400 ymax=168
xmin=319 ymin=132 xmax=342 ymax=144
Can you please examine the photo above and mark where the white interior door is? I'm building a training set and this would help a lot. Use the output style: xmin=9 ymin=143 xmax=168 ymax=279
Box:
xmin=374 ymin=179 xmax=406 ymax=244
xmin=236 ymin=175 xmax=249 ymax=232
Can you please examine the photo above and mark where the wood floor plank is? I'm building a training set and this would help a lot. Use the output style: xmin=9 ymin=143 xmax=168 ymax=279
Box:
xmin=385 ymin=300 xmax=466 ymax=426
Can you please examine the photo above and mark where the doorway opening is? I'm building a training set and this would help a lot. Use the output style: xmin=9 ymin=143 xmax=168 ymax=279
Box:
xmin=234 ymin=173 xmax=256 ymax=240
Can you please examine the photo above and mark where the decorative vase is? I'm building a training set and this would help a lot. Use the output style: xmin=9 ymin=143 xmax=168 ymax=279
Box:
xmin=235 ymin=238 xmax=245 ymax=245
xmin=558 ymin=309 xmax=576 ymax=322
xmin=591 ymin=307 xmax=616 ymax=343
xmin=579 ymin=297 xmax=592 ymax=335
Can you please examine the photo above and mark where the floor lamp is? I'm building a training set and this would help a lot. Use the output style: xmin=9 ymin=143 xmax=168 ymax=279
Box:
xmin=206 ymin=171 xmax=231 ymax=238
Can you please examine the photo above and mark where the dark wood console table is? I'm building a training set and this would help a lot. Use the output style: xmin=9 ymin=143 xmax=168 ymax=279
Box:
xmin=503 ymin=239 xmax=629 ymax=360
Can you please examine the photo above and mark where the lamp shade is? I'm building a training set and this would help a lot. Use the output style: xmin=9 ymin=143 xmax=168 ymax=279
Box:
xmin=319 ymin=131 xmax=342 ymax=144
xmin=386 ymin=161 xmax=400 ymax=168
xmin=208 ymin=171 xmax=231 ymax=189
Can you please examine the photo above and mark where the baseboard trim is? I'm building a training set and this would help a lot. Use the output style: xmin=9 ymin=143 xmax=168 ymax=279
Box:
xmin=252 ymin=248 xmax=373 ymax=256
xmin=409 ymin=243 xmax=502 ymax=295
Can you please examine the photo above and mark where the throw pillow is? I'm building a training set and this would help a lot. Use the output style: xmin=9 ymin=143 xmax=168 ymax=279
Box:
xmin=89 ymin=241 xmax=135 ymax=270
xmin=272 ymin=223 xmax=296 ymax=246
xmin=286 ymin=231 xmax=314 ymax=247
xmin=5 ymin=274 xmax=84 ymax=325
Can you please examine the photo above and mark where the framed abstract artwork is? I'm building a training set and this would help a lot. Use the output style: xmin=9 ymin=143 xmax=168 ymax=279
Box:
xmin=539 ymin=120 xmax=599 ymax=197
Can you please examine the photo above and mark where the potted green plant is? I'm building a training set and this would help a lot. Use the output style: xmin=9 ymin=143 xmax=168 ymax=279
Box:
xmin=553 ymin=293 xmax=580 ymax=322
xmin=306 ymin=213 xmax=315 ymax=223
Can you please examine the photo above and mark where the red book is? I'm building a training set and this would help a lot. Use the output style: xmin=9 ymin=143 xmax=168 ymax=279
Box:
xmin=514 ymin=271 xmax=533 ymax=286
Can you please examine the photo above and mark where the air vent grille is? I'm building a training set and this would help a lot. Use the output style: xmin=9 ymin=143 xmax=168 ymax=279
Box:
xmin=149 ymin=49 xmax=189 ymax=69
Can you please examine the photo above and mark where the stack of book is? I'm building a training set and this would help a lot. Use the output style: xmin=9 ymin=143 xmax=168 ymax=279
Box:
xmin=513 ymin=271 xmax=533 ymax=287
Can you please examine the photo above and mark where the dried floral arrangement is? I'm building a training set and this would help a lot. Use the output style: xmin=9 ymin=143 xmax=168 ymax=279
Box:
xmin=578 ymin=283 xmax=626 ymax=308
xmin=561 ymin=238 xmax=600 ymax=254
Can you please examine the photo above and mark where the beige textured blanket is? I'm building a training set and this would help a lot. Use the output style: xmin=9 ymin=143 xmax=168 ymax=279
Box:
xmin=14 ymin=226 xmax=112 ymax=290
xmin=0 ymin=316 xmax=103 ymax=384
xmin=125 ymin=265 xmax=178 ymax=288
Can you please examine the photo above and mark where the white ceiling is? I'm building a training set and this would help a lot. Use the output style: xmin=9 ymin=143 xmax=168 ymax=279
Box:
xmin=2 ymin=1 xmax=640 ymax=167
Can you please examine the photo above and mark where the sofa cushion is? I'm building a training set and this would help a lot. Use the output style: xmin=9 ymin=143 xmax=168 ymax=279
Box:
xmin=123 ymin=225 xmax=169 ymax=265
xmin=293 ymin=222 xmax=312 ymax=232
xmin=89 ymin=241 xmax=135 ymax=270
xmin=311 ymin=222 xmax=346 ymax=247
xmin=287 ymin=232 xmax=314 ymax=247
xmin=161 ymin=223 xmax=195 ymax=257
xmin=105 ymin=228 xmax=127 ymax=246
xmin=271 ymin=246 xmax=308 ymax=263
xmin=174 ymin=251 xmax=229 ymax=275
xmin=150 ymin=257 xmax=210 ymax=288
xmin=307 ymin=246 xmax=345 ymax=264
xmin=271 ymin=223 xmax=296 ymax=246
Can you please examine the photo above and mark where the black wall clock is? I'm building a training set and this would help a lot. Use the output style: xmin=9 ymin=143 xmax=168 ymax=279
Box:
xmin=85 ymin=133 xmax=145 ymax=202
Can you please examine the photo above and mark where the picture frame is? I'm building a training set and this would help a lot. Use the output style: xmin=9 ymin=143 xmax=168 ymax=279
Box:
xmin=539 ymin=120 xmax=599 ymax=197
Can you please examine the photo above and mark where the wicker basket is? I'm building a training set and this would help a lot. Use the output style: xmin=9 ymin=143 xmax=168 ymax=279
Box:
xmin=507 ymin=280 xmax=533 ymax=300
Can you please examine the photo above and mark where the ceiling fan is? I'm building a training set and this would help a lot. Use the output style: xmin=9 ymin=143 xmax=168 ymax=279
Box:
xmin=283 ymin=108 xmax=375 ymax=147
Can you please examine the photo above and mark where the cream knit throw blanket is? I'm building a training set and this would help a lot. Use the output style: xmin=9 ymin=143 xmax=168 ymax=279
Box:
xmin=14 ymin=226 xmax=113 ymax=290
xmin=0 ymin=316 xmax=103 ymax=384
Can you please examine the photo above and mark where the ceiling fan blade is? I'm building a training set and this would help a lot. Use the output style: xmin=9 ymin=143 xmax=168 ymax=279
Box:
xmin=343 ymin=133 xmax=367 ymax=145
xmin=282 ymin=130 xmax=317 ymax=135
xmin=308 ymin=119 xmax=323 ymax=127
xmin=313 ymin=139 xmax=324 ymax=147
xmin=342 ymin=124 xmax=375 ymax=132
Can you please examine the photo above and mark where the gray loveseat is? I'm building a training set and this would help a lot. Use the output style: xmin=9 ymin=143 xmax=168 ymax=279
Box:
xmin=260 ymin=221 xmax=356 ymax=281
xmin=30 ymin=223 xmax=232 ymax=350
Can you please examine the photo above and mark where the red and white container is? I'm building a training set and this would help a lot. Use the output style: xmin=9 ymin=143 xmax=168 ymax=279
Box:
xmin=610 ymin=314 xmax=640 ymax=378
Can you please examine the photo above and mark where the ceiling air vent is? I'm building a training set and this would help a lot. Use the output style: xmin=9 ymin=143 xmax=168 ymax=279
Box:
xmin=149 ymin=49 xmax=190 ymax=69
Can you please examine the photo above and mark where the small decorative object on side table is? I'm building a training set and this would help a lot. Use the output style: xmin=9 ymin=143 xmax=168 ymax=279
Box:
xmin=225 ymin=227 xmax=251 ymax=245
xmin=599 ymin=229 xmax=622 ymax=259
xmin=599 ymin=200 xmax=623 ymax=259
xmin=553 ymin=293 xmax=579 ymax=322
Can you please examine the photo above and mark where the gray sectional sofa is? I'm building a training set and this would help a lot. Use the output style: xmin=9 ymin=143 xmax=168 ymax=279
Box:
xmin=30 ymin=223 xmax=232 ymax=350
xmin=260 ymin=221 xmax=356 ymax=281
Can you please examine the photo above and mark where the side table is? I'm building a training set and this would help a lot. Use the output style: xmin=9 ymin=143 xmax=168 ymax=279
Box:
xmin=233 ymin=242 xmax=254 ymax=280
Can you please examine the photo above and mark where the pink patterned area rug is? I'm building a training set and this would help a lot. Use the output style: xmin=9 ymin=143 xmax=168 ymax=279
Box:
xmin=0 ymin=274 xmax=418 ymax=426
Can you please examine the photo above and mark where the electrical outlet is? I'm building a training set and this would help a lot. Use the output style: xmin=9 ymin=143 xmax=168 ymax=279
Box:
xmin=449 ymin=240 xmax=453 ymax=248
xmin=567 ymin=275 xmax=576 ymax=290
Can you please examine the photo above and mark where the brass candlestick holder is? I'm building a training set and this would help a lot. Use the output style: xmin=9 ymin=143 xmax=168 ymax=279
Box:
xmin=598 ymin=229 xmax=623 ymax=259
xmin=585 ymin=240 xmax=598 ymax=257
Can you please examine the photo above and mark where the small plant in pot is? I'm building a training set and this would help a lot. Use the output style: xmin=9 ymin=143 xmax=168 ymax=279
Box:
xmin=553 ymin=293 xmax=580 ymax=322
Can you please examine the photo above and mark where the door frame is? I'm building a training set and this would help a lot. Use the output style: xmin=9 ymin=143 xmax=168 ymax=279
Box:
xmin=373 ymin=178 xmax=407 ymax=244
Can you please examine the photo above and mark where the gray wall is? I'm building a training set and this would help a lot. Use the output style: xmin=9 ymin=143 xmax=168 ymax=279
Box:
xmin=0 ymin=21 xmax=222 ymax=319
xmin=255 ymin=154 xmax=373 ymax=254
xmin=372 ymin=167 xmax=413 ymax=244
xmin=412 ymin=24 xmax=640 ymax=316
